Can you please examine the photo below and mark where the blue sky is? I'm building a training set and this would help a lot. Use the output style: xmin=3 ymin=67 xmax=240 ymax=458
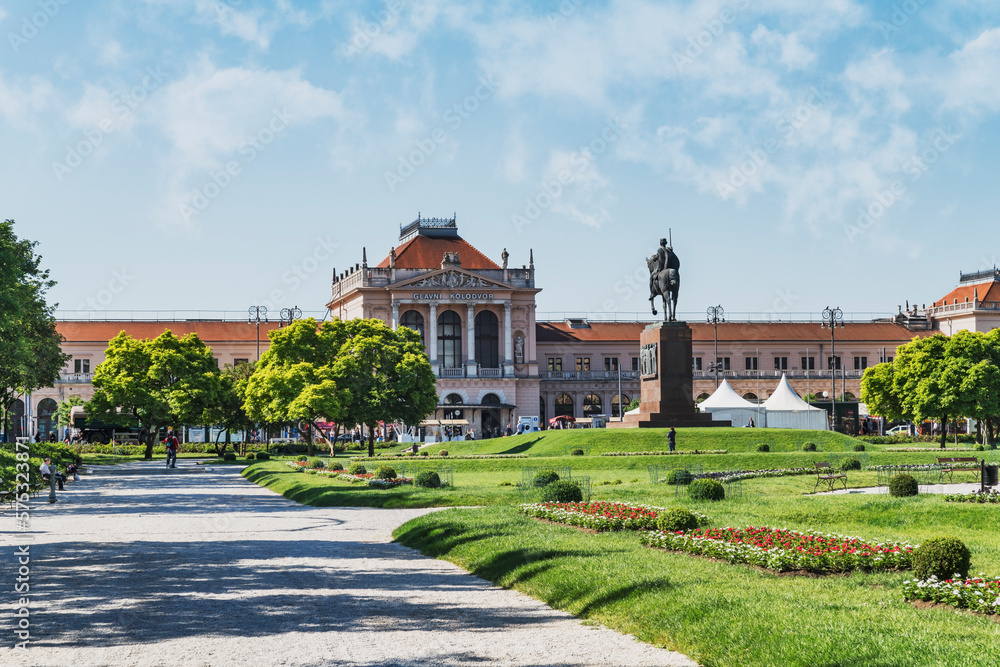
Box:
xmin=4 ymin=0 xmax=1000 ymax=321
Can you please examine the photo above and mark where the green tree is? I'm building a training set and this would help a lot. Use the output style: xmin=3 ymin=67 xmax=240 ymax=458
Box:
xmin=894 ymin=334 xmax=956 ymax=448
xmin=0 ymin=220 xmax=70 ymax=439
xmin=860 ymin=362 xmax=903 ymax=422
xmin=204 ymin=361 xmax=258 ymax=456
xmin=242 ymin=319 xmax=352 ymax=457
xmin=335 ymin=319 xmax=438 ymax=458
xmin=88 ymin=330 xmax=226 ymax=459
xmin=56 ymin=395 xmax=86 ymax=432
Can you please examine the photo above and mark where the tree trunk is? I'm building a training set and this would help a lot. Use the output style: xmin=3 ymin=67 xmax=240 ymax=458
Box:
xmin=368 ymin=423 xmax=375 ymax=458
xmin=144 ymin=429 xmax=157 ymax=460
xmin=306 ymin=422 xmax=314 ymax=458
xmin=939 ymin=416 xmax=948 ymax=448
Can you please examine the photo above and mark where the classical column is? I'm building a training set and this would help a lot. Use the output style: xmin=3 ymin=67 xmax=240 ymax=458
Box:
xmin=467 ymin=303 xmax=477 ymax=377
xmin=391 ymin=301 xmax=399 ymax=330
xmin=503 ymin=301 xmax=514 ymax=376
xmin=428 ymin=303 xmax=438 ymax=374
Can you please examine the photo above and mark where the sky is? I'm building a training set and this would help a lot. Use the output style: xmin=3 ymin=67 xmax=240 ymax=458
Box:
xmin=4 ymin=0 xmax=1000 ymax=322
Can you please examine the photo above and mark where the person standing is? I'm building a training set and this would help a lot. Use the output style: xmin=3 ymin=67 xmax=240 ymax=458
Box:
xmin=164 ymin=430 xmax=179 ymax=468
xmin=668 ymin=427 xmax=676 ymax=452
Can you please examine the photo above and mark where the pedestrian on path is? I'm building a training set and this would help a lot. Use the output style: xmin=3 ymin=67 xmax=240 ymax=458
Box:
xmin=164 ymin=430 xmax=179 ymax=468
xmin=668 ymin=427 xmax=676 ymax=452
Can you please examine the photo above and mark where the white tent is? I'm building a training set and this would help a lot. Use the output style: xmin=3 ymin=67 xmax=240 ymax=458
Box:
xmin=699 ymin=379 xmax=764 ymax=427
xmin=761 ymin=374 xmax=829 ymax=430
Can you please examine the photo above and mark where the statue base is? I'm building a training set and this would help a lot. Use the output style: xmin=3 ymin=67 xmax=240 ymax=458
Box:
xmin=607 ymin=322 xmax=730 ymax=429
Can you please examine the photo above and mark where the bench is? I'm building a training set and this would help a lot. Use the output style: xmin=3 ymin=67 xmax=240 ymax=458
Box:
xmin=936 ymin=457 xmax=979 ymax=483
xmin=814 ymin=462 xmax=847 ymax=492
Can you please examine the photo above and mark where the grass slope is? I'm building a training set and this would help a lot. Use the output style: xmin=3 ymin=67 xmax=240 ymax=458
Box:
xmin=394 ymin=500 xmax=1000 ymax=667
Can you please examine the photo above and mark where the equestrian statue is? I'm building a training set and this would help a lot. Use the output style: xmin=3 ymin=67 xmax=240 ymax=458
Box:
xmin=648 ymin=234 xmax=680 ymax=322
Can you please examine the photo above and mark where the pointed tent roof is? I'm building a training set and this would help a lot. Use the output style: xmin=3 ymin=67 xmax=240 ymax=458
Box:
xmin=763 ymin=374 xmax=824 ymax=411
xmin=699 ymin=379 xmax=759 ymax=409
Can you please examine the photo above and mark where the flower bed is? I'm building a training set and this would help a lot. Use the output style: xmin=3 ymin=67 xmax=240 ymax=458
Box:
xmin=349 ymin=454 xmax=527 ymax=461
xmin=903 ymin=575 xmax=1000 ymax=614
xmin=519 ymin=501 xmax=708 ymax=532
xmin=868 ymin=463 xmax=977 ymax=472
xmin=641 ymin=526 xmax=916 ymax=573
xmin=883 ymin=447 xmax=980 ymax=452
xmin=945 ymin=490 xmax=1000 ymax=503
xmin=601 ymin=449 xmax=728 ymax=457
xmin=336 ymin=473 xmax=413 ymax=488
xmin=655 ymin=467 xmax=814 ymax=484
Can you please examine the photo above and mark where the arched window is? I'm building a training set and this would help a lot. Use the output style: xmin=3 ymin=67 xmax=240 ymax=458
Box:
xmin=481 ymin=393 xmax=502 ymax=436
xmin=611 ymin=393 xmax=630 ymax=418
xmin=696 ymin=393 xmax=711 ymax=403
xmin=37 ymin=398 xmax=58 ymax=437
xmin=743 ymin=392 xmax=758 ymax=401
xmin=481 ymin=393 xmax=501 ymax=405
xmin=443 ymin=394 xmax=463 ymax=419
xmin=437 ymin=310 xmax=462 ymax=368
xmin=400 ymin=310 xmax=425 ymax=345
xmin=474 ymin=310 xmax=499 ymax=368
xmin=8 ymin=399 xmax=24 ymax=440
xmin=583 ymin=394 xmax=603 ymax=417
xmin=554 ymin=393 xmax=574 ymax=418
xmin=841 ymin=392 xmax=857 ymax=401
xmin=445 ymin=393 xmax=463 ymax=405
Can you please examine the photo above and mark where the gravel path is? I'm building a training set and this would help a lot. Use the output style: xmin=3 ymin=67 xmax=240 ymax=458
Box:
xmin=2 ymin=461 xmax=695 ymax=667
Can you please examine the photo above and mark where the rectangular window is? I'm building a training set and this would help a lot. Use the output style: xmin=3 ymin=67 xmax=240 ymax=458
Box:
xmin=745 ymin=357 xmax=758 ymax=371
xmin=548 ymin=358 xmax=562 ymax=372
xmin=854 ymin=356 xmax=868 ymax=370
xmin=774 ymin=357 xmax=788 ymax=370
xmin=631 ymin=357 xmax=639 ymax=371
xmin=604 ymin=358 xmax=619 ymax=371
xmin=716 ymin=357 xmax=731 ymax=371
xmin=234 ymin=358 xmax=249 ymax=366
xmin=576 ymin=357 xmax=591 ymax=372
xmin=828 ymin=356 xmax=842 ymax=370
xmin=886 ymin=355 xmax=894 ymax=364
xmin=801 ymin=356 xmax=815 ymax=370
xmin=74 ymin=359 xmax=90 ymax=374
xmin=693 ymin=357 xmax=703 ymax=371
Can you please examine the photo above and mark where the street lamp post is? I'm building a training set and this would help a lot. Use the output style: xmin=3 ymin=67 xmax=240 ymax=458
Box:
xmin=821 ymin=306 xmax=845 ymax=428
xmin=706 ymin=305 xmax=724 ymax=389
xmin=280 ymin=306 xmax=303 ymax=328
xmin=248 ymin=306 xmax=268 ymax=361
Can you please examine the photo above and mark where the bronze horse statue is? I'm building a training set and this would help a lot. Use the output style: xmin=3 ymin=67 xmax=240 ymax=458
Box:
xmin=648 ymin=241 xmax=679 ymax=322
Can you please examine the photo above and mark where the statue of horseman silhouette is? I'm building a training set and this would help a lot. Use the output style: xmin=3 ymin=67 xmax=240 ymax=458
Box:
xmin=648 ymin=233 xmax=680 ymax=322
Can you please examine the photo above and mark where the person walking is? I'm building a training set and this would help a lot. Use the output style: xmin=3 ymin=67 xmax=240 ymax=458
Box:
xmin=668 ymin=427 xmax=676 ymax=452
xmin=164 ymin=430 xmax=179 ymax=469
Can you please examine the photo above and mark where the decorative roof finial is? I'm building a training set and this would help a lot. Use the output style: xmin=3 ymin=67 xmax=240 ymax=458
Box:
xmin=529 ymin=248 xmax=534 ymax=269
xmin=362 ymin=247 xmax=368 ymax=268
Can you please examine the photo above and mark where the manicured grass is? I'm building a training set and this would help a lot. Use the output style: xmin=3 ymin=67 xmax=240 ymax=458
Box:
xmin=394 ymin=499 xmax=1000 ymax=667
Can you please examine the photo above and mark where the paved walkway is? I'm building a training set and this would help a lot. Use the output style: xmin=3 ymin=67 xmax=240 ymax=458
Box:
xmin=817 ymin=482 xmax=984 ymax=495
xmin=2 ymin=461 xmax=695 ymax=666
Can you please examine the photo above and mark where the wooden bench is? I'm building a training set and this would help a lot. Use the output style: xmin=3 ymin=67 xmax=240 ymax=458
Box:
xmin=936 ymin=457 xmax=979 ymax=483
xmin=814 ymin=462 xmax=847 ymax=492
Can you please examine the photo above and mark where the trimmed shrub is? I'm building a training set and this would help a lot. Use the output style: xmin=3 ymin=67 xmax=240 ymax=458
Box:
xmin=540 ymin=480 xmax=583 ymax=503
xmin=570 ymin=448 xmax=585 ymax=456
xmin=438 ymin=449 xmax=448 ymax=457
xmin=914 ymin=537 xmax=972 ymax=580
xmin=347 ymin=463 xmax=367 ymax=475
xmin=755 ymin=443 xmax=770 ymax=452
xmin=419 ymin=451 xmax=429 ymax=457
xmin=245 ymin=453 xmax=256 ymax=461
xmin=310 ymin=459 xmax=325 ymax=469
xmin=656 ymin=507 xmax=699 ymax=532
xmin=533 ymin=470 xmax=561 ymax=487
xmin=853 ymin=443 xmax=866 ymax=452
xmin=329 ymin=462 xmax=344 ymax=471
xmin=415 ymin=471 xmax=441 ymax=488
xmin=664 ymin=469 xmax=693 ymax=485
xmin=222 ymin=452 xmax=236 ymax=461
xmin=840 ymin=457 xmax=862 ymax=471
xmin=889 ymin=473 xmax=918 ymax=497
xmin=296 ymin=455 xmax=308 ymax=462
xmin=688 ymin=478 xmax=725 ymax=501
xmin=375 ymin=466 xmax=396 ymax=480
xmin=801 ymin=442 xmax=817 ymax=452
xmin=255 ymin=452 xmax=270 ymax=461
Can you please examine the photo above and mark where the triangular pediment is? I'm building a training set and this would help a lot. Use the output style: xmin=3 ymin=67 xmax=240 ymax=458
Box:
xmin=394 ymin=269 xmax=511 ymax=291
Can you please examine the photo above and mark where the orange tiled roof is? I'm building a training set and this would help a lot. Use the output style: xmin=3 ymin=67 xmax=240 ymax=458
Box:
xmin=536 ymin=321 xmax=932 ymax=343
xmin=56 ymin=321 xmax=281 ymax=344
xmin=933 ymin=280 xmax=1000 ymax=307
xmin=377 ymin=235 xmax=500 ymax=270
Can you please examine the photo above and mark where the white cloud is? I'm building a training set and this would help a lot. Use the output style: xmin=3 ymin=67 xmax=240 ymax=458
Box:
xmin=542 ymin=149 xmax=615 ymax=229
xmin=0 ymin=71 xmax=54 ymax=128
xmin=939 ymin=27 xmax=1000 ymax=112
xmin=751 ymin=25 xmax=816 ymax=70
xmin=497 ymin=128 xmax=529 ymax=184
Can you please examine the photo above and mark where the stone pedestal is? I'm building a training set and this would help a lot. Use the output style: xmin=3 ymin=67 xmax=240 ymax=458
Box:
xmin=608 ymin=322 xmax=729 ymax=429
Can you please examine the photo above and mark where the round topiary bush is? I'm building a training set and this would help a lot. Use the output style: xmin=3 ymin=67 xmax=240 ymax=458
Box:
xmin=840 ymin=457 xmax=861 ymax=471
xmin=540 ymin=480 xmax=583 ymax=503
xmin=914 ymin=537 xmax=971 ymax=580
xmin=375 ymin=466 xmax=396 ymax=480
xmin=755 ymin=443 xmax=769 ymax=452
xmin=656 ymin=507 xmax=699 ymax=532
xmin=533 ymin=469 xmax=560 ymax=487
xmin=255 ymin=452 xmax=270 ymax=461
xmin=245 ymin=453 xmax=256 ymax=461
xmin=664 ymin=469 xmax=693 ymax=485
xmin=688 ymin=478 xmax=725 ymax=501
xmin=438 ymin=449 xmax=448 ymax=457
xmin=853 ymin=443 xmax=866 ymax=452
xmin=415 ymin=471 xmax=441 ymax=488
xmin=570 ymin=448 xmax=585 ymax=456
xmin=329 ymin=462 xmax=343 ymax=471
xmin=419 ymin=451 xmax=429 ymax=457
xmin=802 ymin=442 xmax=817 ymax=452
xmin=310 ymin=459 xmax=325 ymax=469
xmin=296 ymin=455 xmax=308 ymax=462
xmin=889 ymin=473 xmax=918 ymax=497
xmin=347 ymin=463 xmax=367 ymax=475
xmin=222 ymin=452 xmax=236 ymax=461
